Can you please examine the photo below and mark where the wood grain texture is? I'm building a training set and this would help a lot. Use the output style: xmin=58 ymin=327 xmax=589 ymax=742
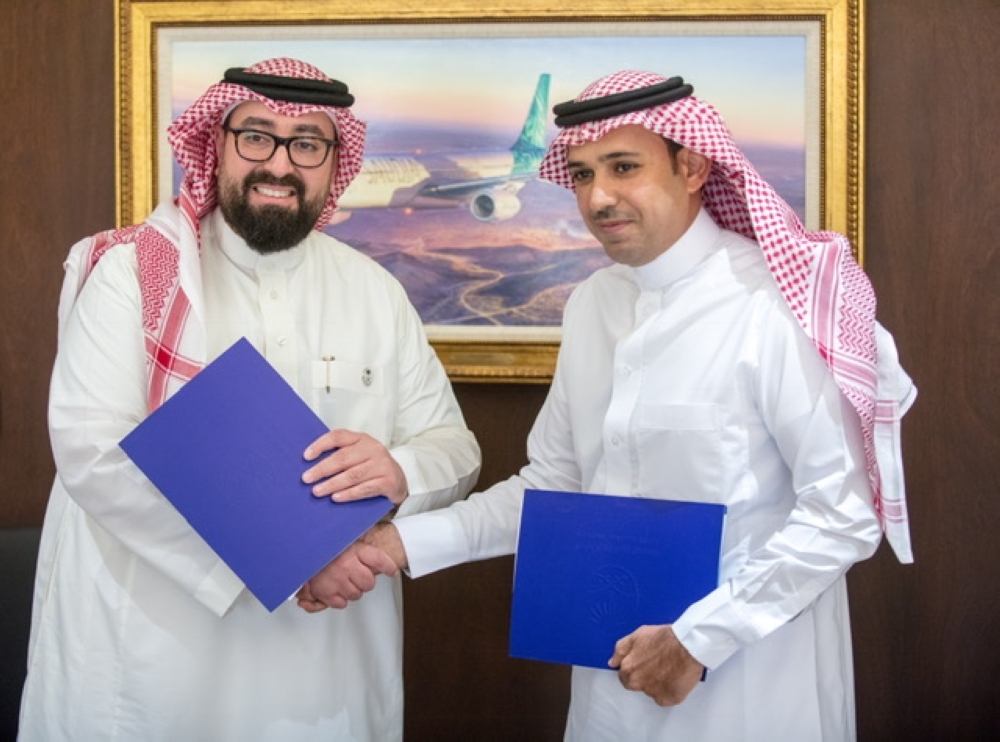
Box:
xmin=854 ymin=1 xmax=1000 ymax=739
xmin=401 ymin=383 xmax=570 ymax=741
xmin=0 ymin=0 xmax=115 ymax=524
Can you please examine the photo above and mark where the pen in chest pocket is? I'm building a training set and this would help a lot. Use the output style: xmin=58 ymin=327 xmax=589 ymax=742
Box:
xmin=322 ymin=355 xmax=335 ymax=393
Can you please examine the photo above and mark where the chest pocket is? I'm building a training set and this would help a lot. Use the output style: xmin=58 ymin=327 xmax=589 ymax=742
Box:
xmin=309 ymin=359 xmax=388 ymax=438
xmin=634 ymin=403 xmax=722 ymax=502
xmin=310 ymin=358 xmax=384 ymax=397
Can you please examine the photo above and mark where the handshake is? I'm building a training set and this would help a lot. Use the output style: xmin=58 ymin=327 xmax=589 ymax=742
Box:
xmin=296 ymin=428 xmax=411 ymax=612
xmin=296 ymin=522 xmax=407 ymax=612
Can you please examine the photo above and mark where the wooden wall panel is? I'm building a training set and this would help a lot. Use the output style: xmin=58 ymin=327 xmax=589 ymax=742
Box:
xmin=403 ymin=383 xmax=569 ymax=740
xmin=1 ymin=1 xmax=997 ymax=740
xmin=0 ymin=0 xmax=115 ymax=524
xmin=853 ymin=1 xmax=1000 ymax=739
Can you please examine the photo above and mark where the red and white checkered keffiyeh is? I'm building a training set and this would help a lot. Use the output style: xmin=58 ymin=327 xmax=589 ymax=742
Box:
xmin=540 ymin=71 xmax=916 ymax=563
xmin=58 ymin=58 xmax=367 ymax=414
xmin=167 ymin=57 xmax=367 ymax=229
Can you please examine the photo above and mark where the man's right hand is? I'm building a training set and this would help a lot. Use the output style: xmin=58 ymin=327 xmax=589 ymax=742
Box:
xmin=360 ymin=522 xmax=409 ymax=570
xmin=296 ymin=523 xmax=408 ymax=612
xmin=297 ymin=538 xmax=399 ymax=612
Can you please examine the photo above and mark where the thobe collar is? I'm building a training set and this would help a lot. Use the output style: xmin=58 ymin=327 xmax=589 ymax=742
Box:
xmin=633 ymin=207 xmax=721 ymax=292
xmin=206 ymin=207 xmax=309 ymax=276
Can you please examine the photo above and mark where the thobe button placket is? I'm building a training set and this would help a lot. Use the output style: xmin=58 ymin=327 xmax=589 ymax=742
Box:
xmin=605 ymin=292 xmax=656 ymax=493
xmin=257 ymin=269 xmax=297 ymax=381
xmin=636 ymin=293 xmax=658 ymax=324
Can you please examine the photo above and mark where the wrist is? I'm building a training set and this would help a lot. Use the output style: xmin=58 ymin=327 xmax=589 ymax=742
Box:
xmin=363 ymin=522 xmax=408 ymax=570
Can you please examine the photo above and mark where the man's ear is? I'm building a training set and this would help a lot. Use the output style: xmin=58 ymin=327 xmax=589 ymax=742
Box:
xmin=214 ymin=126 xmax=226 ymax=175
xmin=678 ymin=149 xmax=711 ymax=193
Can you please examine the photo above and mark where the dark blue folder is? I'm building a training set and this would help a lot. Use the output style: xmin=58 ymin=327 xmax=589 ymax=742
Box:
xmin=119 ymin=337 xmax=392 ymax=612
xmin=510 ymin=489 xmax=725 ymax=669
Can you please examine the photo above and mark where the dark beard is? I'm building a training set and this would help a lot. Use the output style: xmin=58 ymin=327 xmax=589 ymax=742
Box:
xmin=218 ymin=172 xmax=326 ymax=254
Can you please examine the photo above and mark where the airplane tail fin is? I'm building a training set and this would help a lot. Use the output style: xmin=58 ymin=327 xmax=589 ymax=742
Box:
xmin=510 ymin=73 xmax=550 ymax=174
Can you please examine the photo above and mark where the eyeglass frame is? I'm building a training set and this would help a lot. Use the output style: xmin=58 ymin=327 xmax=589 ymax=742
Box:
xmin=222 ymin=125 xmax=340 ymax=169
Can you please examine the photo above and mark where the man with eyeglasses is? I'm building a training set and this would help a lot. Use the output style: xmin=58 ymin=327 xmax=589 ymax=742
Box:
xmin=18 ymin=58 xmax=480 ymax=741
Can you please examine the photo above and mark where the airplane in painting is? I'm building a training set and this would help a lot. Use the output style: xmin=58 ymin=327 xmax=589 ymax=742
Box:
xmin=336 ymin=73 xmax=551 ymax=222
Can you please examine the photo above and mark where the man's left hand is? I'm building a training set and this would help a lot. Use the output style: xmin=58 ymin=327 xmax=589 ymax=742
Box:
xmin=302 ymin=429 xmax=408 ymax=504
xmin=608 ymin=625 xmax=705 ymax=706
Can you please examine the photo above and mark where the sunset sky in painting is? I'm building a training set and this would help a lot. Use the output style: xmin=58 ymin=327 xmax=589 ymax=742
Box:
xmin=165 ymin=22 xmax=811 ymax=149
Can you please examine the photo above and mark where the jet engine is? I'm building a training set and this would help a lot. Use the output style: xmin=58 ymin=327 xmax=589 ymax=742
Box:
xmin=470 ymin=190 xmax=522 ymax=222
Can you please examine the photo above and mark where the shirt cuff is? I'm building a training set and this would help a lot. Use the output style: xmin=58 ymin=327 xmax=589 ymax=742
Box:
xmin=389 ymin=446 xmax=423 ymax=507
xmin=671 ymin=583 xmax=763 ymax=670
xmin=193 ymin=560 xmax=246 ymax=617
xmin=393 ymin=509 xmax=469 ymax=579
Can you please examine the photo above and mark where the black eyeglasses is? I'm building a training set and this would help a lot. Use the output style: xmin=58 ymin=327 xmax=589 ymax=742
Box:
xmin=223 ymin=126 xmax=339 ymax=168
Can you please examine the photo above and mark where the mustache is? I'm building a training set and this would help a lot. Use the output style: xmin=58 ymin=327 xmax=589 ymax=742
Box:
xmin=242 ymin=171 xmax=305 ymax=197
xmin=590 ymin=207 xmax=628 ymax=222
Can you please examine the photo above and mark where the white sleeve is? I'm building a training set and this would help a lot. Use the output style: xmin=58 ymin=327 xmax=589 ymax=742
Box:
xmin=673 ymin=304 xmax=882 ymax=669
xmin=396 ymin=340 xmax=583 ymax=578
xmin=49 ymin=244 xmax=244 ymax=617
xmin=383 ymin=282 xmax=481 ymax=518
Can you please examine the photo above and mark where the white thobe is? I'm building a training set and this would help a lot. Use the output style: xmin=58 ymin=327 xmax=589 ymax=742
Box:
xmin=19 ymin=208 xmax=480 ymax=741
xmin=396 ymin=209 xmax=882 ymax=741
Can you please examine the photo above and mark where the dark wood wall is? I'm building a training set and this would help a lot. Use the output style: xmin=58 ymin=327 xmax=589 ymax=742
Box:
xmin=848 ymin=2 xmax=1000 ymax=739
xmin=1 ymin=2 xmax=997 ymax=740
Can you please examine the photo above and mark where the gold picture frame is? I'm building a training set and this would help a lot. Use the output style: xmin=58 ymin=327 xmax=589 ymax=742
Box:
xmin=116 ymin=0 xmax=864 ymax=383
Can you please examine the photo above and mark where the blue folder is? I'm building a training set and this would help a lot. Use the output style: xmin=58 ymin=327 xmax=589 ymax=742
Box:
xmin=510 ymin=489 xmax=725 ymax=669
xmin=119 ymin=337 xmax=392 ymax=611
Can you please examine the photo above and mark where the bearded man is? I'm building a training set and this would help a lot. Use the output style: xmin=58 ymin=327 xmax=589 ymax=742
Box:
xmin=356 ymin=71 xmax=917 ymax=741
xmin=19 ymin=58 xmax=480 ymax=741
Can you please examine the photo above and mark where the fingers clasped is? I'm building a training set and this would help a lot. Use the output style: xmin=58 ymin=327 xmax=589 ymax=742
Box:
xmin=295 ymin=540 xmax=399 ymax=613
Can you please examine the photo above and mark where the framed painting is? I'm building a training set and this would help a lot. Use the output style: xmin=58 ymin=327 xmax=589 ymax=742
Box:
xmin=117 ymin=0 xmax=864 ymax=382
